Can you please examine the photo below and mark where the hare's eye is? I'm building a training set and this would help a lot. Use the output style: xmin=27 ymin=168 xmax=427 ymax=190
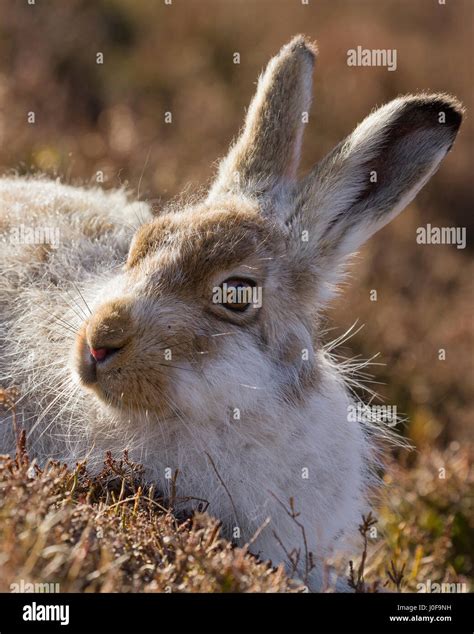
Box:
xmin=216 ymin=278 xmax=255 ymax=312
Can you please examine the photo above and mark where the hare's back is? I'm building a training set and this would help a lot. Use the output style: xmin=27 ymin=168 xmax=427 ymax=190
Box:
xmin=0 ymin=177 xmax=151 ymax=285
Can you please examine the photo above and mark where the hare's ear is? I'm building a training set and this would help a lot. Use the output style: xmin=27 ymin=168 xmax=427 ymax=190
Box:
xmin=288 ymin=94 xmax=463 ymax=297
xmin=207 ymin=36 xmax=317 ymax=202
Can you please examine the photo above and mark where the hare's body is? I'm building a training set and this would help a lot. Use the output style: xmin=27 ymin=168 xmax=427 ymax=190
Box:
xmin=0 ymin=177 xmax=369 ymax=587
xmin=0 ymin=37 xmax=462 ymax=590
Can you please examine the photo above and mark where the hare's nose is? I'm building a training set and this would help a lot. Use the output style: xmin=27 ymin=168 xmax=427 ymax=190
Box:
xmin=90 ymin=347 xmax=117 ymax=362
xmin=86 ymin=299 xmax=132 ymax=358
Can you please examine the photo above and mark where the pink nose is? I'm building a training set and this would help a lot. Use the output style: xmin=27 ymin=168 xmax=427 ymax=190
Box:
xmin=90 ymin=348 xmax=109 ymax=362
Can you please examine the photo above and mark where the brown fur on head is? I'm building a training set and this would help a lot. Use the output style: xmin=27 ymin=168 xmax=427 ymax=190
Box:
xmin=74 ymin=35 xmax=462 ymax=417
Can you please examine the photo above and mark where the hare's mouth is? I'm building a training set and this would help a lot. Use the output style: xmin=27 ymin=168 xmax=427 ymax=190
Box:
xmin=75 ymin=332 xmax=125 ymax=387
xmin=74 ymin=335 xmax=171 ymax=413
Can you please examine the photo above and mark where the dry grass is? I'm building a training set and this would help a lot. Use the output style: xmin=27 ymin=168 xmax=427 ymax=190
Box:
xmin=0 ymin=435 xmax=301 ymax=593
xmin=0 ymin=418 xmax=471 ymax=592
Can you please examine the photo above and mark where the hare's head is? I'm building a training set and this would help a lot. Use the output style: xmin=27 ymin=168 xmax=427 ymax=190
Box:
xmin=74 ymin=36 xmax=462 ymax=421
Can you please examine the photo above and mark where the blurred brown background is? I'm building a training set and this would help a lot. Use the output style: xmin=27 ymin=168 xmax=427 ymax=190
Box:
xmin=0 ymin=0 xmax=472 ymax=446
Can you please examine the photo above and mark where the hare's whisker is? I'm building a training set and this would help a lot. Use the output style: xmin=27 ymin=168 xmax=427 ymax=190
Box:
xmin=71 ymin=281 xmax=93 ymax=317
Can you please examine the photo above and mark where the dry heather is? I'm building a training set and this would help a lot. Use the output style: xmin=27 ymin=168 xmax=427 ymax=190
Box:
xmin=0 ymin=432 xmax=299 ymax=593
xmin=0 ymin=410 xmax=472 ymax=593
xmin=361 ymin=443 xmax=473 ymax=592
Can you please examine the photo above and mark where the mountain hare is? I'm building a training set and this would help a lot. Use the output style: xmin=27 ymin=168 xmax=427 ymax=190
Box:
xmin=0 ymin=36 xmax=462 ymax=590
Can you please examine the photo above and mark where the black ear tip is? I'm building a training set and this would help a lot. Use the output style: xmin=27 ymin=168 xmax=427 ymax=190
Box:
xmin=403 ymin=93 xmax=464 ymax=132
xmin=433 ymin=94 xmax=464 ymax=131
